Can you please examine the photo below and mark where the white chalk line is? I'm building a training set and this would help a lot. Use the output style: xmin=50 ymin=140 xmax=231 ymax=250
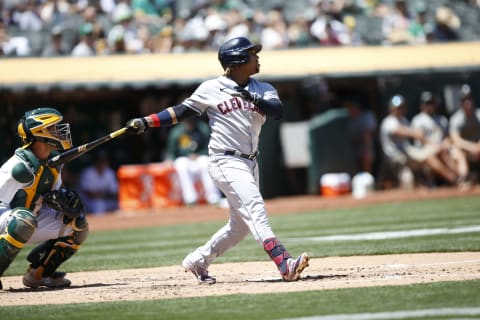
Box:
xmin=286 ymin=225 xmax=480 ymax=242
xmin=281 ymin=307 xmax=480 ymax=320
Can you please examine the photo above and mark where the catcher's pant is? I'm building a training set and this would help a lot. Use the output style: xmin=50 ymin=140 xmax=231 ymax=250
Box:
xmin=188 ymin=153 xmax=276 ymax=267
xmin=0 ymin=206 xmax=74 ymax=245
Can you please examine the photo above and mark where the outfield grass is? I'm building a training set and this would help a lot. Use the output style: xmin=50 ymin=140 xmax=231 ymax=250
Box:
xmin=6 ymin=196 xmax=480 ymax=275
xmin=2 ymin=196 xmax=480 ymax=319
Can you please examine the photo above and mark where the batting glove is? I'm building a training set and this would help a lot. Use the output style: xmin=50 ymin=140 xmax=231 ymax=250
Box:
xmin=221 ymin=86 xmax=260 ymax=105
xmin=126 ymin=117 xmax=148 ymax=135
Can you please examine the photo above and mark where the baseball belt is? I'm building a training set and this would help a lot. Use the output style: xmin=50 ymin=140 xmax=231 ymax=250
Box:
xmin=224 ymin=150 xmax=259 ymax=161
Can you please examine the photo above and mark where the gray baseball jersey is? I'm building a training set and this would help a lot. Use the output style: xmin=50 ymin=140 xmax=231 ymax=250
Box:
xmin=182 ymin=76 xmax=279 ymax=154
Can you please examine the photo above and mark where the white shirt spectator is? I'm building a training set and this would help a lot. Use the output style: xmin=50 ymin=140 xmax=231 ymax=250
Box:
xmin=79 ymin=155 xmax=118 ymax=214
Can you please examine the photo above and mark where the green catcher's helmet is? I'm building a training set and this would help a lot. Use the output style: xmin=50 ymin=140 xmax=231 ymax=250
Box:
xmin=17 ymin=107 xmax=72 ymax=151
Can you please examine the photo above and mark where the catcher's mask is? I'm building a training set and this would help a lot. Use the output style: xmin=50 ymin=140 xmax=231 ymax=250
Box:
xmin=218 ymin=37 xmax=262 ymax=70
xmin=17 ymin=107 xmax=72 ymax=151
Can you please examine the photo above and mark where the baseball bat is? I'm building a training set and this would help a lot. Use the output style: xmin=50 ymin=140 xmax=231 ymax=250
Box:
xmin=47 ymin=127 xmax=128 ymax=167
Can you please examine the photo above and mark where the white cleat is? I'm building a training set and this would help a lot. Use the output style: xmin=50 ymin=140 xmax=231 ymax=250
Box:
xmin=23 ymin=268 xmax=71 ymax=288
xmin=182 ymin=255 xmax=216 ymax=285
xmin=283 ymin=252 xmax=310 ymax=281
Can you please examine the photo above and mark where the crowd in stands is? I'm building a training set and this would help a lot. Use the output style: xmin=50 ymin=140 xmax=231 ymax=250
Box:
xmin=1 ymin=0 xmax=479 ymax=57
xmin=378 ymin=84 xmax=479 ymax=191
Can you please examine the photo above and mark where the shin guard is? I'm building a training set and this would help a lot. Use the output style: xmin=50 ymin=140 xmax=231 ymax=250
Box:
xmin=263 ymin=237 xmax=292 ymax=278
xmin=27 ymin=236 xmax=78 ymax=278
xmin=0 ymin=208 xmax=37 ymax=276
xmin=26 ymin=214 xmax=88 ymax=279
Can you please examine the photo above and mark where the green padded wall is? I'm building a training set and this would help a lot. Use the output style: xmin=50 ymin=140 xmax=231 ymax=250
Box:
xmin=308 ymin=108 xmax=355 ymax=194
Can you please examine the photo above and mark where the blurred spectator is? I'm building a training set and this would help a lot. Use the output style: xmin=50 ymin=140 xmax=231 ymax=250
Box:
xmin=411 ymin=91 xmax=469 ymax=188
xmin=82 ymin=5 xmax=109 ymax=54
xmin=320 ymin=18 xmax=343 ymax=46
xmin=151 ymin=25 xmax=174 ymax=53
xmin=224 ymin=9 xmax=262 ymax=44
xmin=287 ymin=14 xmax=316 ymax=48
xmin=260 ymin=9 xmax=289 ymax=50
xmin=131 ymin=0 xmax=174 ymax=26
xmin=379 ymin=94 xmax=458 ymax=189
xmin=382 ymin=0 xmax=412 ymax=45
xmin=39 ymin=0 xmax=71 ymax=27
xmin=0 ymin=21 xmax=31 ymax=56
xmin=2 ymin=0 xmax=479 ymax=57
xmin=346 ymin=100 xmax=377 ymax=174
xmin=10 ymin=0 xmax=43 ymax=32
xmin=343 ymin=14 xmax=362 ymax=46
xmin=109 ymin=2 xmax=145 ymax=53
xmin=71 ymin=22 xmax=96 ymax=56
xmin=432 ymin=6 xmax=460 ymax=42
xmin=310 ymin=3 xmax=351 ymax=46
xmin=408 ymin=2 xmax=431 ymax=44
xmin=79 ymin=151 xmax=119 ymax=215
xmin=204 ymin=11 xmax=227 ymax=50
xmin=99 ymin=0 xmax=116 ymax=15
xmin=107 ymin=24 xmax=128 ymax=54
xmin=42 ymin=25 xmax=70 ymax=56
xmin=449 ymin=84 xmax=480 ymax=180
xmin=165 ymin=117 xmax=222 ymax=206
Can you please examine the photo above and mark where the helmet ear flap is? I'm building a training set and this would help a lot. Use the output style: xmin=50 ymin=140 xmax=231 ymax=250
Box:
xmin=18 ymin=117 xmax=34 ymax=143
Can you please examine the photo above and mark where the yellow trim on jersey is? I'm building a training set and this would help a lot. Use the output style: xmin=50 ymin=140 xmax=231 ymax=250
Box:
xmin=23 ymin=165 xmax=44 ymax=208
xmin=0 ymin=233 xmax=25 ymax=248
xmin=22 ymin=165 xmax=60 ymax=209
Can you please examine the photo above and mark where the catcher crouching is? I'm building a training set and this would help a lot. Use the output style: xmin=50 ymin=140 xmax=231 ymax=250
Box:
xmin=0 ymin=107 xmax=88 ymax=289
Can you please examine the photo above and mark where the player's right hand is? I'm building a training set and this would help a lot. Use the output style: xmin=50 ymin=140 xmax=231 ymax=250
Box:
xmin=126 ymin=118 xmax=148 ymax=135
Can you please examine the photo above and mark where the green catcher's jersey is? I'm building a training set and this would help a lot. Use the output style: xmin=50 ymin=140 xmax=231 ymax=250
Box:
xmin=0 ymin=148 xmax=61 ymax=213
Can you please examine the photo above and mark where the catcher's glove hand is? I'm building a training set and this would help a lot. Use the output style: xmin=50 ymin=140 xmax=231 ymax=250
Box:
xmin=221 ymin=86 xmax=260 ymax=104
xmin=43 ymin=187 xmax=85 ymax=218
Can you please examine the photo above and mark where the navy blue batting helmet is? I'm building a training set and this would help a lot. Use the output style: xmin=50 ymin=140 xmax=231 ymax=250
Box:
xmin=218 ymin=37 xmax=262 ymax=70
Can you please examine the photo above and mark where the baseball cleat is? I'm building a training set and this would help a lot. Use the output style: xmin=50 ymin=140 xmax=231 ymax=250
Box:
xmin=283 ymin=252 xmax=310 ymax=281
xmin=22 ymin=268 xmax=71 ymax=288
xmin=182 ymin=256 xmax=216 ymax=285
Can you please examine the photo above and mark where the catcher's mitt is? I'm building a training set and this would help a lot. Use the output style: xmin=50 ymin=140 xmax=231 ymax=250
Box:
xmin=43 ymin=187 xmax=85 ymax=218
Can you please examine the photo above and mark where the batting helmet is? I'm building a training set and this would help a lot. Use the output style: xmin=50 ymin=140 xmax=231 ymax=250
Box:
xmin=17 ymin=107 xmax=72 ymax=151
xmin=218 ymin=37 xmax=262 ymax=70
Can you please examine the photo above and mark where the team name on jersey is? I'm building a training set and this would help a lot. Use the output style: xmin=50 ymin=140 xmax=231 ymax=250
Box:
xmin=217 ymin=97 xmax=262 ymax=115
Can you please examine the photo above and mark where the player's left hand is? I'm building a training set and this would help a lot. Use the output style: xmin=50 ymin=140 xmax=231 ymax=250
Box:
xmin=221 ymin=86 xmax=259 ymax=104
xmin=43 ymin=187 xmax=85 ymax=218
xmin=126 ymin=118 xmax=148 ymax=135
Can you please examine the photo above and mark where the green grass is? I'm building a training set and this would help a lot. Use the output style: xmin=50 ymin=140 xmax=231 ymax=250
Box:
xmin=6 ymin=196 xmax=480 ymax=275
xmin=2 ymin=195 xmax=480 ymax=319
xmin=2 ymin=280 xmax=480 ymax=319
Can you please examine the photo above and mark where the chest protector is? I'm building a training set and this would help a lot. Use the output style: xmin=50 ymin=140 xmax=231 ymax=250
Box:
xmin=10 ymin=149 xmax=60 ymax=211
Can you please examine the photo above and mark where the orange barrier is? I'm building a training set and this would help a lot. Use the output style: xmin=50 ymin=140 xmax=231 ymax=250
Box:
xmin=117 ymin=164 xmax=152 ymax=209
xmin=117 ymin=162 xmax=206 ymax=210
xmin=149 ymin=163 xmax=183 ymax=208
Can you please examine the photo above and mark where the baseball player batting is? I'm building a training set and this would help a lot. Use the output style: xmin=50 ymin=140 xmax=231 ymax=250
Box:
xmin=126 ymin=37 xmax=309 ymax=284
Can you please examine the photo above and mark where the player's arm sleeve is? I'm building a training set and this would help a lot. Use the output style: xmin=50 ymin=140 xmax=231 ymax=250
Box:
xmin=144 ymin=104 xmax=199 ymax=128
xmin=255 ymin=85 xmax=283 ymax=120
xmin=256 ymin=98 xmax=283 ymax=120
